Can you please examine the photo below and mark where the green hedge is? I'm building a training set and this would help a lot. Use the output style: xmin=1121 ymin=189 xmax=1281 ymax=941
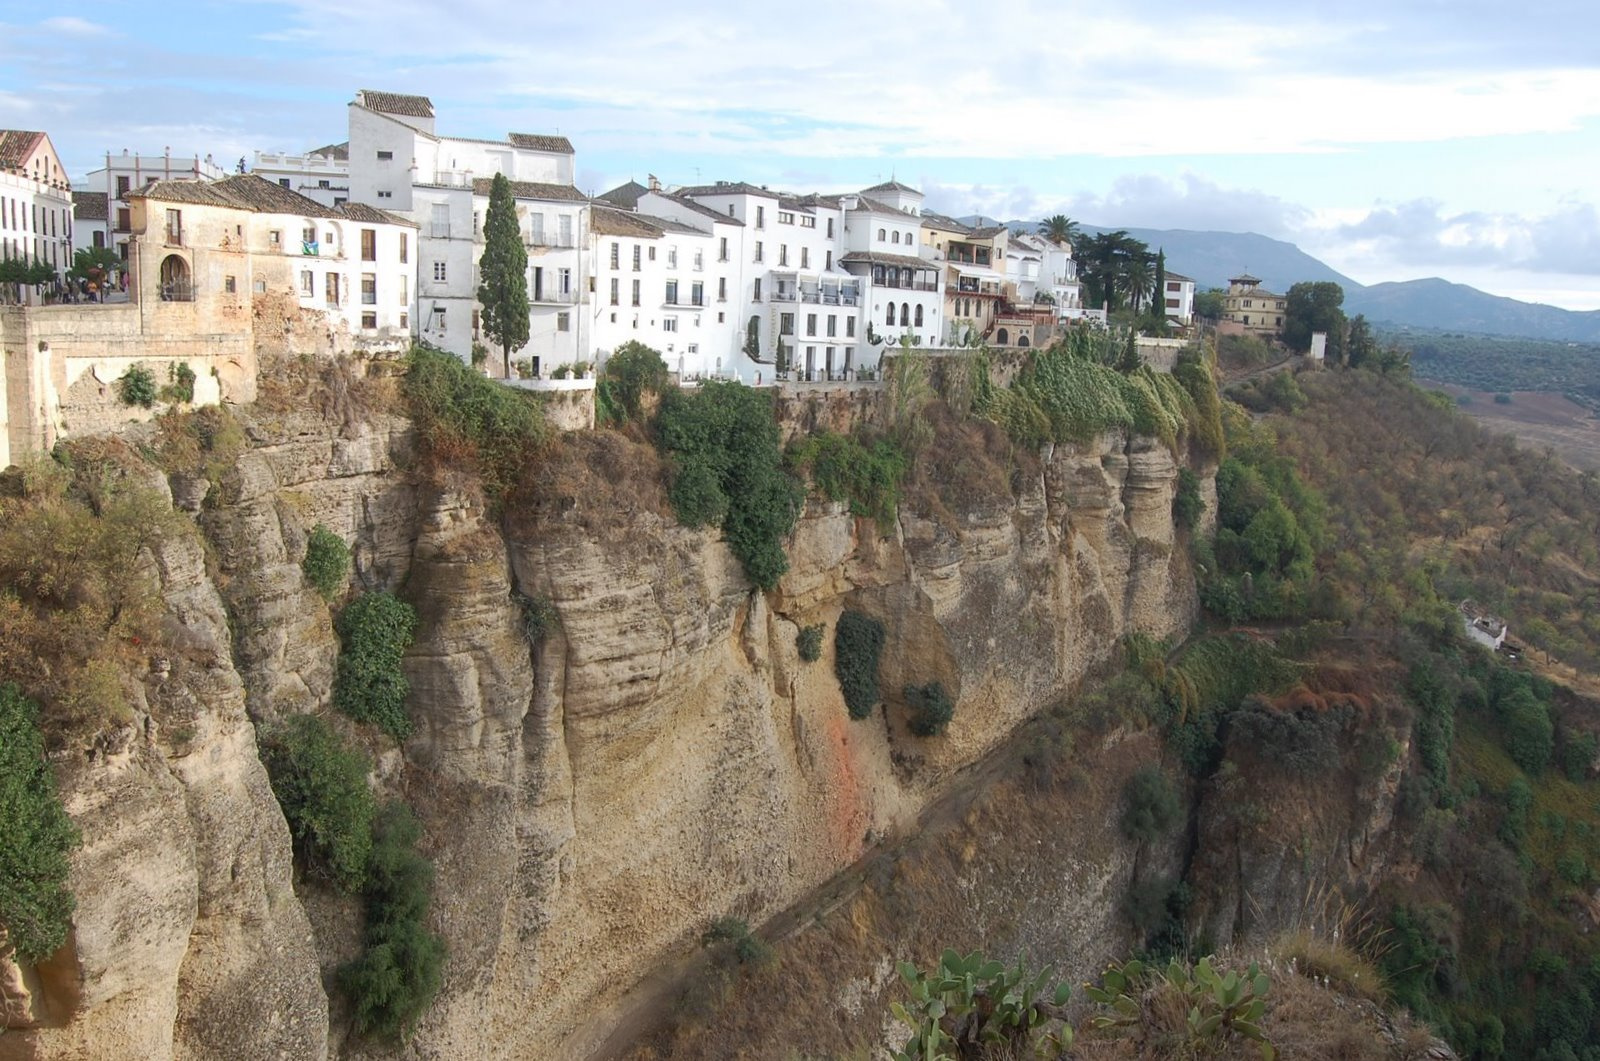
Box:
xmin=334 ymin=593 xmax=419 ymax=742
xmin=0 ymin=684 xmax=80 ymax=962
xmin=260 ymin=713 xmax=376 ymax=893
xmin=835 ymin=611 xmax=885 ymax=720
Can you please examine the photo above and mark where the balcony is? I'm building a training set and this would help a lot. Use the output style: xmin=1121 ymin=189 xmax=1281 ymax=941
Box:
xmin=164 ymin=227 xmax=184 ymax=248
xmin=771 ymin=287 xmax=797 ymax=302
xmin=875 ymin=277 xmax=937 ymax=292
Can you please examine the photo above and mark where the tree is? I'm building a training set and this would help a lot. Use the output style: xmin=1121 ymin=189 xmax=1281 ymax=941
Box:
xmin=1194 ymin=288 xmax=1227 ymax=320
xmin=477 ymin=173 xmax=529 ymax=378
xmin=1041 ymin=214 xmax=1079 ymax=249
xmin=1346 ymin=314 xmax=1377 ymax=368
xmin=1147 ymin=249 xmax=1168 ymax=333
xmin=0 ymin=685 xmax=80 ymax=963
xmin=603 ymin=340 xmax=669 ymax=421
xmin=69 ymin=246 xmax=118 ymax=282
xmin=1282 ymin=281 xmax=1346 ymax=359
xmin=1121 ymin=255 xmax=1153 ymax=313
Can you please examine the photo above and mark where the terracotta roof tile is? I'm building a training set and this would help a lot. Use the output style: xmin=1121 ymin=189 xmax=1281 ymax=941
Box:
xmin=862 ymin=179 xmax=920 ymax=195
xmin=677 ymin=181 xmax=779 ymax=200
xmin=598 ymin=180 xmax=648 ymax=209
xmin=358 ymin=90 xmax=434 ymax=118
xmin=508 ymin=133 xmax=574 ymax=154
xmin=308 ymin=141 xmax=349 ymax=160
xmin=0 ymin=130 xmax=45 ymax=170
xmin=839 ymin=251 xmax=937 ymax=271
xmin=470 ymin=177 xmax=587 ymax=202
xmin=132 ymin=174 xmax=344 ymax=218
xmin=651 ymin=192 xmax=745 ymax=226
xmin=73 ymin=191 xmax=108 ymax=221
xmin=592 ymin=206 xmax=662 ymax=239
xmin=339 ymin=201 xmax=418 ymax=227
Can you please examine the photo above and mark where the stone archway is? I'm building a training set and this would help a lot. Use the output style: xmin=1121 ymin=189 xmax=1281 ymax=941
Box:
xmin=158 ymin=255 xmax=192 ymax=301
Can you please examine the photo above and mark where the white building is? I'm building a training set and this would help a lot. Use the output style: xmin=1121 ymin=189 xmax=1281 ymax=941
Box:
xmin=252 ymin=142 xmax=350 ymax=208
xmin=1161 ymin=271 xmax=1196 ymax=326
xmin=345 ymin=89 xmax=588 ymax=371
xmin=79 ymin=149 xmax=228 ymax=267
xmin=636 ymin=186 xmax=751 ymax=378
xmin=0 ymin=129 xmax=74 ymax=283
xmin=1012 ymin=231 xmax=1083 ymax=320
xmin=130 ymin=173 xmax=417 ymax=348
xmin=839 ymin=183 xmax=941 ymax=363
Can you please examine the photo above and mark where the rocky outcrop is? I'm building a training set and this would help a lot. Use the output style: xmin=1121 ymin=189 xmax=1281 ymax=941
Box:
xmin=6 ymin=401 xmax=1209 ymax=1060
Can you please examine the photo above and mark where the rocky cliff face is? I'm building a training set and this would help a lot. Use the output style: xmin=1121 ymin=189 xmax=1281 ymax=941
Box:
xmin=4 ymin=398 xmax=1214 ymax=1061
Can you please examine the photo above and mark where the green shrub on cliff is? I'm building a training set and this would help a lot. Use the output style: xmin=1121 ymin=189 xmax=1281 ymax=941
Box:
xmin=1120 ymin=766 xmax=1180 ymax=844
xmin=788 ymin=431 xmax=907 ymax=531
xmin=835 ymin=611 xmax=885 ymax=720
xmin=260 ymin=713 xmax=375 ymax=893
xmin=117 ymin=364 xmax=158 ymax=407
xmin=340 ymin=801 xmax=446 ymax=1041
xmin=403 ymin=344 xmax=548 ymax=502
xmin=656 ymin=381 xmax=801 ymax=590
xmin=797 ymin=623 xmax=824 ymax=663
xmin=0 ymin=684 xmax=80 ymax=963
xmin=302 ymin=524 xmax=350 ymax=602
xmin=334 ymin=592 xmax=419 ymax=742
xmin=904 ymin=681 xmax=955 ymax=737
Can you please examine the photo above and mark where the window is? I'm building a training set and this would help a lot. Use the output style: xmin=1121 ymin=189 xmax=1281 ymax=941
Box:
xmin=801 ymin=216 xmax=815 ymax=229
xmin=719 ymin=237 xmax=728 ymax=262
xmin=900 ymin=303 xmax=910 ymax=326
xmin=361 ymin=229 xmax=376 ymax=260
xmin=717 ymin=312 xmax=725 ymax=323
xmin=361 ymin=273 xmax=377 ymax=305
xmin=914 ymin=304 xmax=923 ymax=327
xmin=302 ymin=225 xmax=316 ymax=245
xmin=433 ymin=261 xmax=447 ymax=282
xmin=254 ymin=279 xmax=267 ymax=293
xmin=557 ymin=311 xmax=570 ymax=332
xmin=826 ymin=251 xmax=833 ymax=270
xmin=279 ymin=178 xmax=291 ymax=188
xmin=530 ymin=213 xmax=545 ymax=244
xmin=648 ymin=245 xmax=656 ymax=262
xmin=873 ymin=265 xmax=885 ymax=283
xmin=885 ymin=303 xmax=895 ymax=326
xmin=325 ymin=272 xmax=340 ymax=306
xmin=779 ymin=245 xmax=788 ymax=266
xmin=559 ymin=267 xmax=571 ymax=295
xmin=400 ymin=276 xmax=408 ymax=304
xmin=610 ymin=242 xmax=620 ymax=269
xmin=633 ymin=245 xmax=641 ymax=271
xmin=399 ymin=233 xmax=407 ymax=262
xmin=165 ymin=208 xmax=182 ymax=244
xmin=300 ymin=270 xmax=313 ymax=296
xmin=801 ymin=247 xmax=809 ymax=269
xmin=362 ymin=312 xmax=377 ymax=329
xmin=805 ymin=313 xmax=817 ymax=336
xmin=754 ymin=241 xmax=763 ymax=263
xmin=430 ymin=203 xmax=449 ymax=238
xmin=779 ymin=210 xmax=794 ymax=225
xmin=756 ymin=205 xmax=765 ymax=228
xmin=663 ymin=317 xmax=678 ymax=332
xmin=826 ymin=218 xmax=834 ymax=238
xmin=610 ymin=278 xmax=619 ymax=305
xmin=116 ymin=175 xmax=131 ymax=197
xmin=270 ymin=230 xmax=282 ymax=246
xmin=691 ymin=282 xmax=703 ymax=306
xmin=377 ymin=191 xmax=392 ymax=199
xmin=116 ymin=207 xmax=131 ymax=232
xmin=892 ymin=231 xmax=900 ymax=244
xmin=665 ymin=280 xmax=678 ymax=304
xmin=878 ymin=228 xmax=886 ymax=241
xmin=377 ymin=150 xmax=394 ymax=160
xmin=400 ymin=311 xmax=408 ymax=329
xmin=318 ymin=179 xmax=330 ymax=189
xmin=559 ymin=215 xmax=572 ymax=246
xmin=224 ymin=275 xmax=236 ymax=294
xmin=753 ymin=278 xmax=762 ymax=301
xmin=693 ymin=249 xmax=703 ymax=271
xmin=826 ymin=315 xmax=837 ymax=337
xmin=779 ymin=313 xmax=794 ymax=335
xmin=667 ymin=247 xmax=677 ymax=268
xmin=846 ymin=317 xmax=856 ymax=338
xmin=717 ymin=277 xmax=727 ymax=301
xmin=631 ymin=279 xmax=640 ymax=306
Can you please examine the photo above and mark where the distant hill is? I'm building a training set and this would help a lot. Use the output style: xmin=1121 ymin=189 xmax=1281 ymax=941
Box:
xmin=1345 ymin=278 xmax=1600 ymax=343
xmin=958 ymin=216 xmax=1600 ymax=343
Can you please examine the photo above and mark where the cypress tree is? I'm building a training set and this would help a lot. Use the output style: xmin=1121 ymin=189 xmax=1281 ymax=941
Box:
xmin=1151 ymin=249 xmax=1167 ymax=332
xmin=477 ymin=173 xmax=529 ymax=378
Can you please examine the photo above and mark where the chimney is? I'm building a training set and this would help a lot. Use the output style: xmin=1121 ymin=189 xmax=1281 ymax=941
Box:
xmin=648 ymin=174 xmax=660 ymax=192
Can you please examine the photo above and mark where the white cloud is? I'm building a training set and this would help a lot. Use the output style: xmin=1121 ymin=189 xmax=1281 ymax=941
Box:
xmin=39 ymin=16 xmax=110 ymax=36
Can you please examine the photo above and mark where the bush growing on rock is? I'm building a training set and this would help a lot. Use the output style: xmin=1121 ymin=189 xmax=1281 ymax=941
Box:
xmin=834 ymin=611 xmax=885 ymax=720
xmin=797 ymin=623 xmax=824 ymax=663
xmin=302 ymin=524 xmax=350 ymax=601
xmin=260 ymin=713 xmax=375 ymax=893
xmin=904 ymin=681 xmax=955 ymax=737
xmin=334 ymin=592 xmax=419 ymax=742
xmin=1120 ymin=766 xmax=1180 ymax=844
xmin=0 ymin=684 xmax=80 ymax=963
xmin=117 ymin=364 xmax=158 ymax=407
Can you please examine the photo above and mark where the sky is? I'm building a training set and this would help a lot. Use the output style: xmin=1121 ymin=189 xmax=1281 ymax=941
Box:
xmin=2 ymin=1 xmax=1598 ymax=309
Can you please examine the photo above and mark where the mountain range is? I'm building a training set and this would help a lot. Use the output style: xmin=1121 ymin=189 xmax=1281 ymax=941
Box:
xmin=960 ymin=218 xmax=1600 ymax=343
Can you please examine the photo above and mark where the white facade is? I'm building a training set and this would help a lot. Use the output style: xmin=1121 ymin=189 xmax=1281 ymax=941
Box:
xmin=840 ymin=186 xmax=941 ymax=363
xmin=1161 ymin=272 xmax=1196 ymax=325
xmin=80 ymin=149 xmax=227 ymax=266
xmin=636 ymin=189 xmax=750 ymax=379
xmin=1012 ymin=232 xmax=1082 ymax=319
xmin=345 ymin=89 xmax=587 ymax=370
xmin=0 ymin=130 xmax=74 ymax=283
xmin=252 ymin=143 xmax=350 ymax=208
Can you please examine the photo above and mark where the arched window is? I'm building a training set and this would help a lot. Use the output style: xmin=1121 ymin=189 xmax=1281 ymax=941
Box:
xmin=885 ymin=303 xmax=895 ymax=326
xmin=1018 ymin=334 xmax=1030 ymax=348
xmin=899 ymin=303 xmax=910 ymax=326
xmin=159 ymin=254 xmax=192 ymax=301
xmin=891 ymin=231 xmax=900 ymax=244
xmin=914 ymin=304 xmax=923 ymax=327
xmin=878 ymin=228 xmax=886 ymax=241
xmin=996 ymin=327 xmax=1009 ymax=345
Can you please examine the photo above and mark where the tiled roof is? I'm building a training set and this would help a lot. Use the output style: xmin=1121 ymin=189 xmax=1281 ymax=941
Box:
xmin=920 ymin=210 xmax=972 ymax=234
xmin=73 ymin=191 xmax=108 ymax=221
xmin=470 ymin=177 xmax=587 ymax=202
xmin=1165 ymin=272 xmax=1194 ymax=283
xmin=845 ymin=195 xmax=908 ymax=218
xmin=651 ymin=192 xmax=745 ymax=226
xmin=358 ymin=90 xmax=434 ymax=118
xmin=839 ymin=251 xmax=937 ymax=271
xmin=0 ymin=129 xmax=44 ymax=170
xmin=592 ymin=206 xmax=661 ymax=239
xmin=508 ymin=132 xmax=574 ymax=154
xmin=639 ymin=213 xmax=705 ymax=236
xmin=1229 ymin=273 xmax=1261 ymax=285
xmin=967 ymin=225 xmax=1009 ymax=239
xmin=133 ymin=174 xmax=343 ymax=217
xmin=308 ymin=141 xmax=349 ymax=160
xmin=677 ymin=181 xmax=780 ymax=200
xmin=792 ymin=192 xmax=842 ymax=210
xmin=339 ymin=201 xmax=418 ymax=227
xmin=862 ymin=179 xmax=920 ymax=195
xmin=598 ymin=180 xmax=648 ymax=210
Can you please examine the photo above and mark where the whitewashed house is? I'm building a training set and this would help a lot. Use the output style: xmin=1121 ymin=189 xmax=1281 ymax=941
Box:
xmin=345 ymin=89 xmax=589 ymax=370
xmin=0 ymin=130 xmax=75 ymax=285
xmin=1161 ymin=271 xmax=1196 ymax=326
xmin=839 ymin=182 xmax=941 ymax=366
xmin=252 ymin=142 xmax=351 ymax=208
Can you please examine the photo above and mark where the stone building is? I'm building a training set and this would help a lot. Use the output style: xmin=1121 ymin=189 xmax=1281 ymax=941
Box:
xmin=1222 ymin=273 xmax=1285 ymax=337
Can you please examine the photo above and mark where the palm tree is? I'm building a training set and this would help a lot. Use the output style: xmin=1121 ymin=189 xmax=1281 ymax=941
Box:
xmin=1041 ymin=214 xmax=1079 ymax=249
xmin=1121 ymin=255 xmax=1153 ymax=313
